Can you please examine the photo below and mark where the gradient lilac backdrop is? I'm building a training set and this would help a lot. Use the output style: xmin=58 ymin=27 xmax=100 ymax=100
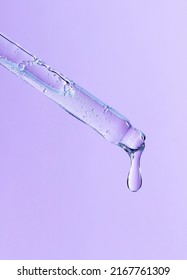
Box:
xmin=0 ymin=1 xmax=187 ymax=259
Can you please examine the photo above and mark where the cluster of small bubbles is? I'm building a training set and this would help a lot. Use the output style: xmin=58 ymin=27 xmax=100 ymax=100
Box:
xmin=64 ymin=83 xmax=75 ymax=97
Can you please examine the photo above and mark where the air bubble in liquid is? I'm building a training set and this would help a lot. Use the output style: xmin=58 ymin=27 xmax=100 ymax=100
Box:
xmin=18 ymin=62 xmax=26 ymax=71
xmin=103 ymin=105 xmax=110 ymax=113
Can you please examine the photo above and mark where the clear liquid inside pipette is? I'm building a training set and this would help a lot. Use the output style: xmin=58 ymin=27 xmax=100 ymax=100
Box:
xmin=0 ymin=33 xmax=146 ymax=192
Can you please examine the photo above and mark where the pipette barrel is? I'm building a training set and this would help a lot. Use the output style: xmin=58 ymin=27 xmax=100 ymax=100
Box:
xmin=0 ymin=34 xmax=145 ymax=151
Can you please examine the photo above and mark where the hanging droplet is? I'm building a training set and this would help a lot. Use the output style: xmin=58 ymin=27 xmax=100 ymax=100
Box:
xmin=126 ymin=143 xmax=145 ymax=192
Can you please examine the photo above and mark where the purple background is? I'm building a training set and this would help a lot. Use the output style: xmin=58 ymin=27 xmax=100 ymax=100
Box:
xmin=0 ymin=1 xmax=187 ymax=259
